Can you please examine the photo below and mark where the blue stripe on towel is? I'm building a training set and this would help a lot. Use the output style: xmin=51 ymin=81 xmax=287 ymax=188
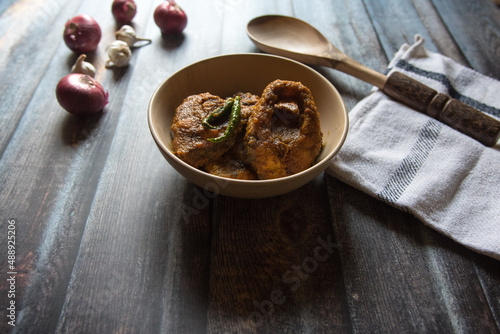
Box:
xmin=378 ymin=120 xmax=442 ymax=205
xmin=379 ymin=60 xmax=498 ymax=205
xmin=393 ymin=60 xmax=500 ymax=118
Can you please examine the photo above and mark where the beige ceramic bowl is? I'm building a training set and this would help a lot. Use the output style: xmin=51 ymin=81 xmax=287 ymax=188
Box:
xmin=148 ymin=53 xmax=348 ymax=198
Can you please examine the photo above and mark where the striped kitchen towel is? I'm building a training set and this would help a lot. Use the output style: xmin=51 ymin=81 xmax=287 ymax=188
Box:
xmin=327 ymin=35 xmax=500 ymax=260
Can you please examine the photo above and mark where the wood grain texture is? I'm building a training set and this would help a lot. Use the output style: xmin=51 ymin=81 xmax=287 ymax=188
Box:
xmin=326 ymin=177 xmax=500 ymax=333
xmin=293 ymin=0 xmax=389 ymax=110
xmin=0 ymin=0 xmax=157 ymax=331
xmin=0 ymin=0 xmax=499 ymax=333
xmin=431 ymin=0 xmax=500 ymax=78
xmin=0 ymin=0 xmax=85 ymax=154
xmin=207 ymin=178 xmax=349 ymax=333
xmin=409 ymin=0 xmax=468 ymax=65
xmin=383 ymin=72 xmax=500 ymax=146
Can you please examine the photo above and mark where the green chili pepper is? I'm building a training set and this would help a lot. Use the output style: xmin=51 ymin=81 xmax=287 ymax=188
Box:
xmin=207 ymin=95 xmax=241 ymax=143
xmin=202 ymin=98 xmax=234 ymax=129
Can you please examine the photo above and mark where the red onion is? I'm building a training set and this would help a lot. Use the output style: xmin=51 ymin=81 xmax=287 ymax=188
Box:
xmin=154 ymin=0 xmax=187 ymax=35
xmin=56 ymin=74 xmax=108 ymax=116
xmin=111 ymin=0 xmax=137 ymax=24
xmin=63 ymin=15 xmax=102 ymax=53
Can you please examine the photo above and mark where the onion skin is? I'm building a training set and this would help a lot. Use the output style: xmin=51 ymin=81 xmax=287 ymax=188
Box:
xmin=111 ymin=0 xmax=137 ymax=24
xmin=56 ymin=74 xmax=108 ymax=116
xmin=63 ymin=15 xmax=102 ymax=54
xmin=154 ymin=0 xmax=187 ymax=35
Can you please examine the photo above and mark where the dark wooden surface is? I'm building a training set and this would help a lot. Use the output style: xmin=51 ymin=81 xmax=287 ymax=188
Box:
xmin=1 ymin=0 xmax=499 ymax=333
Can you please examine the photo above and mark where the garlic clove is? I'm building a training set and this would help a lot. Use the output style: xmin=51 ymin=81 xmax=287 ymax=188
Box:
xmin=115 ymin=25 xmax=135 ymax=46
xmin=71 ymin=54 xmax=96 ymax=77
xmin=105 ymin=40 xmax=132 ymax=68
xmin=115 ymin=24 xmax=151 ymax=48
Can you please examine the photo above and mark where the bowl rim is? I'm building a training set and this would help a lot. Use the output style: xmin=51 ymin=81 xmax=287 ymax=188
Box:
xmin=147 ymin=52 xmax=349 ymax=185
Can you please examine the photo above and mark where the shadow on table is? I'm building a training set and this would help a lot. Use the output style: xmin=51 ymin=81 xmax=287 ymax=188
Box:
xmin=157 ymin=176 xmax=350 ymax=332
xmin=159 ymin=33 xmax=186 ymax=51
xmin=60 ymin=111 xmax=104 ymax=146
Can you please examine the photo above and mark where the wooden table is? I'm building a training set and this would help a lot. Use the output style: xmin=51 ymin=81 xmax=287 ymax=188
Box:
xmin=1 ymin=0 xmax=500 ymax=333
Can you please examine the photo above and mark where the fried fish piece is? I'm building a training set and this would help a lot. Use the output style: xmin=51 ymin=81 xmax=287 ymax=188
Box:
xmin=171 ymin=93 xmax=235 ymax=168
xmin=244 ymin=80 xmax=322 ymax=179
xmin=202 ymin=92 xmax=260 ymax=180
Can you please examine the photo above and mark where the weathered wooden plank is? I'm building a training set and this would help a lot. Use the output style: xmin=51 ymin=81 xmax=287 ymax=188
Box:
xmin=418 ymin=226 xmax=500 ymax=333
xmin=56 ymin=175 xmax=212 ymax=334
xmin=363 ymin=0 xmax=439 ymax=55
xmin=327 ymin=181 xmax=450 ymax=333
xmin=431 ymin=0 xmax=500 ymax=78
xmin=207 ymin=177 xmax=349 ymax=333
xmin=409 ymin=0 xmax=468 ymax=65
xmin=53 ymin=1 xmax=222 ymax=332
xmin=326 ymin=177 xmax=500 ymax=333
xmin=292 ymin=0 xmax=390 ymax=111
xmin=471 ymin=253 xmax=500 ymax=329
xmin=0 ymin=0 xmax=85 ymax=154
xmin=0 ymin=1 xmax=158 ymax=332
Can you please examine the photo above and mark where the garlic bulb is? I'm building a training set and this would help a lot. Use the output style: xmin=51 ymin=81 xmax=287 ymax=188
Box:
xmin=71 ymin=54 xmax=96 ymax=77
xmin=115 ymin=25 xmax=151 ymax=48
xmin=105 ymin=40 xmax=132 ymax=68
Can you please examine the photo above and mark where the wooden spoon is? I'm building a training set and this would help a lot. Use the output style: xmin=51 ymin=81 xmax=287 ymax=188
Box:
xmin=247 ymin=15 xmax=500 ymax=147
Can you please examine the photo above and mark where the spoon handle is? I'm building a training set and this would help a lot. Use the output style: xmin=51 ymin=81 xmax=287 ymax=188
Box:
xmin=383 ymin=71 xmax=500 ymax=146
xmin=330 ymin=51 xmax=500 ymax=146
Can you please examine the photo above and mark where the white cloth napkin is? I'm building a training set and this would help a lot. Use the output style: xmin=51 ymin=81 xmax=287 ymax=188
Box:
xmin=327 ymin=35 xmax=500 ymax=260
